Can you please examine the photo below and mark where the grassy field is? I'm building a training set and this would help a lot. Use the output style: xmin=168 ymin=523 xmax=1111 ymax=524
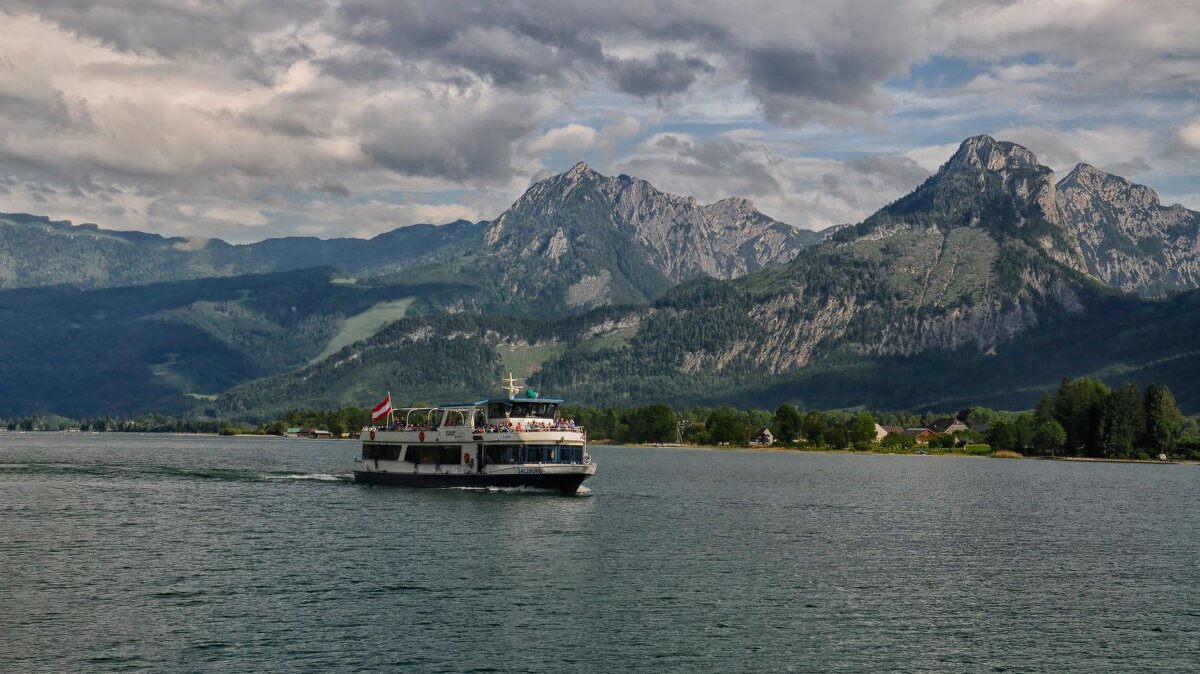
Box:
xmin=578 ymin=325 xmax=638 ymax=353
xmin=498 ymin=342 xmax=566 ymax=378
xmin=313 ymin=298 xmax=414 ymax=363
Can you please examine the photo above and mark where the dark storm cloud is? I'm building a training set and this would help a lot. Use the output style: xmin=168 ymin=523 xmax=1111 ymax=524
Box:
xmin=746 ymin=48 xmax=883 ymax=104
xmin=743 ymin=45 xmax=900 ymax=124
xmin=606 ymin=52 xmax=715 ymax=99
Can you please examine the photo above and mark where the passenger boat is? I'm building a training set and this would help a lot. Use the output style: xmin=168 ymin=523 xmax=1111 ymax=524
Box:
xmin=352 ymin=376 xmax=596 ymax=493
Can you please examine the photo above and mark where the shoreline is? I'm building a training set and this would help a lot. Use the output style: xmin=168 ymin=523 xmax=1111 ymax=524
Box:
xmin=608 ymin=442 xmax=1199 ymax=465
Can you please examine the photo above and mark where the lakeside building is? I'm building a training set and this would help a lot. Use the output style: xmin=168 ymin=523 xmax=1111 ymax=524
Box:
xmin=903 ymin=428 xmax=939 ymax=444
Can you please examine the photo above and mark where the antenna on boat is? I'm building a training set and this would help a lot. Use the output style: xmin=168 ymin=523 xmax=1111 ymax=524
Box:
xmin=502 ymin=372 xmax=523 ymax=399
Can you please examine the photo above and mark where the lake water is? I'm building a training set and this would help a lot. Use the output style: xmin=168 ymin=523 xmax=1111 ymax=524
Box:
xmin=1 ymin=434 xmax=1197 ymax=672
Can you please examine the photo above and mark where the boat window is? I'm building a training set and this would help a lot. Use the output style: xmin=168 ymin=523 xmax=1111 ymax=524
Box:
xmin=362 ymin=443 xmax=402 ymax=460
xmin=507 ymin=402 xmax=557 ymax=419
xmin=482 ymin=444 xmax=580 ymax=464
xmin=404 ymin=445 xmax=464 ymax=465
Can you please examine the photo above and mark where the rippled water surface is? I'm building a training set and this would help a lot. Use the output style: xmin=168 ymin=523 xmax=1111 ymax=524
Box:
xmin=1 ymin=434 xmax=1197 ymax=672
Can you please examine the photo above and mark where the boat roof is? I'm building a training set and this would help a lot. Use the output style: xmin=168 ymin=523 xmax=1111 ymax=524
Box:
xmin=439 ymin=397 xmax=565 ymax=408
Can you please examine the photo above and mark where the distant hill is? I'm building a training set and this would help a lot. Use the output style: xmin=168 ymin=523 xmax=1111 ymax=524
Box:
xmin=0 ymin=213 xmax=485 ymax=290
xmin=0 ymin=268 xmax=458 ymax=417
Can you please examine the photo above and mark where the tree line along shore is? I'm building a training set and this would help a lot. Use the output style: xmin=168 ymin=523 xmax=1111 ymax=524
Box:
xmin=4 ymin=378 xmax=1198 ymax=461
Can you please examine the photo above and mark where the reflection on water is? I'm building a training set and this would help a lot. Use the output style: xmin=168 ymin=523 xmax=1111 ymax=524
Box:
xmin=1 ymin=434 xmax=1197 ymax=672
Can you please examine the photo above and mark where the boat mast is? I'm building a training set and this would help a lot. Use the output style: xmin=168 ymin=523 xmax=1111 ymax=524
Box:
xmin=502 ymin=372 xmax=523 ymax=399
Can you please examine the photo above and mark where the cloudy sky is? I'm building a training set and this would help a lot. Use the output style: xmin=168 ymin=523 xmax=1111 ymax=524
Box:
xmin=1 ymin=0 xmax=1198 ymax=242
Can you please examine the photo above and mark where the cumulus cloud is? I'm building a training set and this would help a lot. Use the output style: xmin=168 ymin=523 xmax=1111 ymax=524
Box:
xmin=612 ymin=132 xmax=932 ymax=230
xmin=0 ymin=1 xmax=1196 ymax=240
xmin=997 ymin=125 xmax=1157 ymax=175
xmin=527 ymin=124 xmax=600 ymax=155
xmin=359 ymin=86 xmax=553 ymax=182
xmin=1178 ymin=120 xmax=1200 ymax=153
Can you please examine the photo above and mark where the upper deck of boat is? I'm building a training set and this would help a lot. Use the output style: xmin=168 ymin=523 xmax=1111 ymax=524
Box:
xmin=365 ymin=424 xmax=585 ymax=445
xmin=364 ymin=376 xmax=586 ymax=444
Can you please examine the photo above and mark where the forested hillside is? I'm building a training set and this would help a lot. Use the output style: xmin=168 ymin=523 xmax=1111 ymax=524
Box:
xmin=0 ymin=268 xmax=441 ymax=416
xmin=0 ymin=213 xmax=483 ymax=290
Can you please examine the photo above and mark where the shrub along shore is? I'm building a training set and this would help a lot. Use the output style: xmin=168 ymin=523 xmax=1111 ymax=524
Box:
xmin=5 ymin=378 xmax=1198 ymax=461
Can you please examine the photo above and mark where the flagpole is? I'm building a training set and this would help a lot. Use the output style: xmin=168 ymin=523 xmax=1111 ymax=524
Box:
xmin=387 ymin=390 xmax=394 ymax=427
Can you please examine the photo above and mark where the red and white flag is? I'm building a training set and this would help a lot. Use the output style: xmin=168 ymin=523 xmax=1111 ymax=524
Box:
xmin=371 ymin=393 xmax=393 ymax=422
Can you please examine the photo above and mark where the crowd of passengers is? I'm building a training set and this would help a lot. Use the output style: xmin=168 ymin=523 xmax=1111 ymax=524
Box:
xmin=479 ymin=419 xmax=581 ymax=433
xmin=377 ymin=419 xmax=582 ymax=433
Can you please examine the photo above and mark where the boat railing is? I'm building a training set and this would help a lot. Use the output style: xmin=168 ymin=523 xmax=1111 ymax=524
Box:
xmin=369 ymin=422 xmax=585 ymax=435
xmin=476 ymin=423 xmax=584 ymax=434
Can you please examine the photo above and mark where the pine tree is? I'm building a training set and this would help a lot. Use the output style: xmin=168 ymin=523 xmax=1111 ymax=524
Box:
xmin=1143 ymin=384 xmax=1183 ymax=455
xmin=1053 ymin=377 xmax=1109 ymax=453
xmin=1099 ymin=384 xmax=1144 ymax=458
xmin=1034 ymin=391 xmax=1055 ymax=427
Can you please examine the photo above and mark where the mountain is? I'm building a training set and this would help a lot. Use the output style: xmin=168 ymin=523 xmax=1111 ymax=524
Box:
xmin=388 ymin=162 xmax=824 ymax=315
xmin=214 ymin=136 xmax=1200 ymax=416
xmin=1057 ymin=164 xmax=1200 ymax=296
xmin=0 ymin=213 xmax=485 ymax=290
xmin=9 ymin=135 xmax=1200 ymax=419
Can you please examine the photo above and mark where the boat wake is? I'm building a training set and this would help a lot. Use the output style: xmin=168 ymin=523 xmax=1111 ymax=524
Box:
xmin=447 ymin=484 xmax=594 ymax=496
xmin=263 ymin=472 xmax=348 ymax=482
xmin=0 ymin=462 xmax=354 ymax=484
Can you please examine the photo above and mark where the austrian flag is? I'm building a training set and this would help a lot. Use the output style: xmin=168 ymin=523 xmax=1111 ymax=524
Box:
xmin=371 ymin=393 xmax=393 ymax=422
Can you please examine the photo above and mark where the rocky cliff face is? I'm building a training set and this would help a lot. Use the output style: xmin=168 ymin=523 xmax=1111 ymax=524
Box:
xmin=480 ymin=162 xmax=818 ymax=309
xmin=1057 ymin=164 xmax=1200 ymax=295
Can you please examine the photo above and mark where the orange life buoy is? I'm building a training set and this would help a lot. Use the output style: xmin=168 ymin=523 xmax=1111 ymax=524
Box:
xmin=419 ymin=430 xmax=425 ymax=442
xmin=369 ymin=428 xmax=376 ymax=440
xmin=464 ymin=452 xmax=472 ymax=463
xmin=515 ymin=423 xmax=522 ymax=432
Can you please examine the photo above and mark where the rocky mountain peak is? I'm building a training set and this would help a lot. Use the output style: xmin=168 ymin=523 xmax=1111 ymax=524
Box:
xmin=566 ymin=160 xmax=594 ymax=175
xmin=480 ymin=162 xmax=816 ymax=307
xmin=945 ymin=134 xmax=1043 ymax=174
xmin=861 ymin=134 xmax=1088 ymax=275
xmin=703 ymin=197 xmax=761 ymax=221
xmin=1057 ymin=162 xmax=1200 ymax=295
xmin=1059 ymin=163 xmax=1162 ymax=210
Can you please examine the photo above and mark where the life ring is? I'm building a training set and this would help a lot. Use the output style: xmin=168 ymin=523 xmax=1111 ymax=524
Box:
xmin=515 ymin=423 xmax=522 ymax=432
xmin=463 ymin=452 xmax=472 ymax=464
xmin=369 ymin=428 xmax=376 ymax=440
xmin=419 ymin=430 xmax=425 ymax=442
